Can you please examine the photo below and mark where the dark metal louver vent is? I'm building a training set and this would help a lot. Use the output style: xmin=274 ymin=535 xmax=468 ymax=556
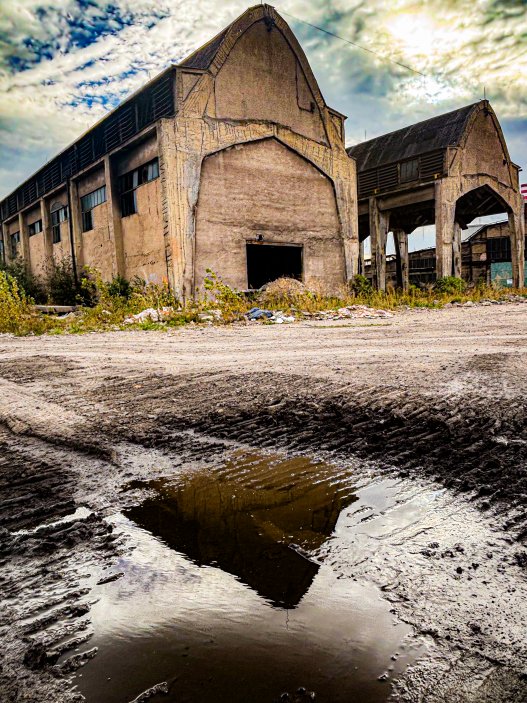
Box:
xmin=1 ymin=70 xmax=175 ymax=222
xmin=419 ymin=150 xmax=444 ymax=180
xmin=357 ymin=149 xmax=446 ymax=199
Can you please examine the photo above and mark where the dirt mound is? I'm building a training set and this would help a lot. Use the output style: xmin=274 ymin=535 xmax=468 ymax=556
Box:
xmin=258 ymin=277 xmax=307 ymax=306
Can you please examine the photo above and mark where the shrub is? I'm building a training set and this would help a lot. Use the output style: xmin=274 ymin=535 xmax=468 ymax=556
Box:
xmin=47 ymin=260 xmax=78 ymax=305
xmin=0 ymin=270 xmax=33 ymax=334
xmin=107 ymin=275 xmax=132 ymax=300
xmin=434 ymin=276 xmax=466 ymax=294
xmin=0 ymin=259 xmax=46 ymax=303
xmin=348 ymin=274 xmax=372 ymax=296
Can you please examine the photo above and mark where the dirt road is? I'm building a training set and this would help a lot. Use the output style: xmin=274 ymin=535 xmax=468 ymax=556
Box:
xmin=1 ymin=303 xmax=526 ymax=702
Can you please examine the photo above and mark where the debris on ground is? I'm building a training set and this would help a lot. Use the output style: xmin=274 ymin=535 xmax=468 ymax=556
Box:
xmin=302 ymin=305 xmax=394 ymax=321
xmin=247 ymin=307 xmax=274 ymax=320
xmin=124 ymin=307 xmax=173 ymax=324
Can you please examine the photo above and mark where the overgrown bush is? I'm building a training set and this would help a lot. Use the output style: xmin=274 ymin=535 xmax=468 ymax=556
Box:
xmin=0 ymin=270 xmax=33 ymax=334
xmin=434 ymin=276 xmax=466 ymax=294
xmin=348 ymin=274 xmax=372 ymax=296
xmin=0 ymin=259 xmax=46 ymax=303
xmin=107 ymin=275 xmax=132 ymax=300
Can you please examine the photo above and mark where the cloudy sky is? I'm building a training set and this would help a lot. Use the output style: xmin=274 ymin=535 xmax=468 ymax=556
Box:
xmin=1 ymin=0 xmax=526 ymax=248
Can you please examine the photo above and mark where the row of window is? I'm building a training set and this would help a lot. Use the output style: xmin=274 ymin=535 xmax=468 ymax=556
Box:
xmin=3 ymin=158 xmax=160 ymax=253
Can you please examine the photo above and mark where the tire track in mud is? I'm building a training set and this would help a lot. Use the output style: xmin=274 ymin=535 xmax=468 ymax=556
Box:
xmin=88 ymin=370 xmax=527 ymax=542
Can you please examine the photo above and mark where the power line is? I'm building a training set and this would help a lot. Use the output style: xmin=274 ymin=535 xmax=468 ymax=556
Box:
xmin=279 ymin=8 xmax=428 ymax=79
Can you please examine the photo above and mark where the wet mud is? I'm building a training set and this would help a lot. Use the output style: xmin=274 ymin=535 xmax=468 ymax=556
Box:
xmin=1 ymin=306 xmax=526 ymax=702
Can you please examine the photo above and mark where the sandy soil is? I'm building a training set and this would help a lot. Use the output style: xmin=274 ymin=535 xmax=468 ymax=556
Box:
xmin=0 ymin=302 xmax=526 ymax=702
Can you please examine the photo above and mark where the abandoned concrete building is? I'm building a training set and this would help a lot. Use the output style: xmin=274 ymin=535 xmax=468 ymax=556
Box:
xmin=348 ymin=101 xmax=526 ymax=290
xmin=365 ymin=211 xmax=527 ymax=288
xmin=0 ymin=4 xmax=358 ymax=298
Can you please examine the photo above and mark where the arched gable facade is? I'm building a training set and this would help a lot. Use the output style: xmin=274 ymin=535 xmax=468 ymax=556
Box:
xmin=158 ymin=4 xmax=358 ymax=297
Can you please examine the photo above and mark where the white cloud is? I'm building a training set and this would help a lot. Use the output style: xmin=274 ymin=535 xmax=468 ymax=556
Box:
xmin=0 ymin=0 xmax=526 ymax=199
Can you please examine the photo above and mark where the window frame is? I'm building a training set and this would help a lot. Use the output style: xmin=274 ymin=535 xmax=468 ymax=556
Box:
xmin=10 ymin=231 xmax=20 ymax=258
xmin=119 ymin=157 xmax=159 ymax=217
xmin=51 ymin=204 xmax=68 ymax=244
xmin=28 ymin=219 xmax=43 ymax=236
xmin=80 ymin=186 xmax=106 ymax=232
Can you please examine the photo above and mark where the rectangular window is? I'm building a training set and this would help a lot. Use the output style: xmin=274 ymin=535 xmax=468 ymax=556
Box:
xmin=11 ymin=231 xmax=20 ymax=258
xmin=487 ymin=237 xmax=511 ymax=262
xmin=51 ymin=205 xmax=68 ymax=244
xmin=400 ymin=159 xmax=419 ymax=183
xmin=0 ymin=239 xmax=4 ymax=264
xmin=119 ymin=157 xmax=159 ymax=217
xmin=28 ymin=219 xmax=43 ymax=236
xmin=80 ymin=186 xmax=106 ymax=232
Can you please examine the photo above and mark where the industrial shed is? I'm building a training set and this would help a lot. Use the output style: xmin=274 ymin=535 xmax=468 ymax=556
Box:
xmin=348 ymin=101 xmax=525 ymax=289
xmin=0 ymin=4 xmax=358 ymax=298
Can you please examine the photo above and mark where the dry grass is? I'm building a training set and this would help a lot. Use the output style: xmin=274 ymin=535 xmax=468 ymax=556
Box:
xmin=1 ymin=269 xmax=525 ymax=336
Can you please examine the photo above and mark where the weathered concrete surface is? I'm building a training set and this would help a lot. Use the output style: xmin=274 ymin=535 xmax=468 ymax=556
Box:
xmin=195 ymin=138 xmax=345 ymax=291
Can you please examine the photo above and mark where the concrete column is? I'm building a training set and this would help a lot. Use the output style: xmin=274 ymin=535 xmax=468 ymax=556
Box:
xmin=394 ymin=229 xmax=409 ymax=291
xmin=452 ymin=221 xmax=462 ymax=278
xmin=509 ymin=206 xmax=525 ymax=288
xmin=40 ymin=198 xmax=53 ymax=276
xmin=1 ymin=222 xmax=8 ymax=265
xmin=18 ymin=212 xmax=30 ymax=269
xmin=359 ymin=239 xmax=365 ymax=275
xmin=333 ymin=176 xmax=360 ymax=280
xmin=68 ymin=179 xmax=84 ymax=271
xmin=369 ymin=197 xmax=390 ymax=291
xmin=158 ymin=120 xmax=200 ymax=299
xmin=103 ymin=155 xmax=126 ymax=279
xmin=435 ymin=179 xmax=457 ymax=280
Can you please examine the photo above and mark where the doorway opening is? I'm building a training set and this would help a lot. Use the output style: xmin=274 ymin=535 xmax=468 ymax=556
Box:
xmin=246 ymin=243 xmax=303 ymax=290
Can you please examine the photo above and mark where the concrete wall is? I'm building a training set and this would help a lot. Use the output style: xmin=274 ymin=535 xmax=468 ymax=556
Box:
xmin=26 ymin=205 xmax=47 ymax=277
xmin=161 ymin=6 xmax=358 ymax=298
xmin=48 ymin=191 xmax=72 ymax=265
xmin=211 ymin=20 xmax=327 ymax=145
xmin=194 ymin=138 xmax=344 ymax=292
xmin=460 ymin=111 xmax=513 ymax=189
xmin=121 ymin=178 xmax=167 ymax=283
xmin=77 ymin=168 xmax=114 ymax=280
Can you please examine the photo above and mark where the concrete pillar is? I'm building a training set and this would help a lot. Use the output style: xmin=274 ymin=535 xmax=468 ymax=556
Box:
xmin=359 ymin=239 xmax=365 ymax=275
xmin=1 ymin=222 xmax=8 ymax=265
xmin=158 ymin=120 xmax=200 ymax=299
xmin=104 ymin=155 xmax=126 ymax=279
xmin=435 ymin=179 xmax=457 ymax=280
xmin=369 ymin=197 xmax=390 ymax=291
xmin=452 ymin=221 xmax=462 ymax=278
xmin=334 ymin=176 xmax=360 ymax=281
xmin=394 ymin=229 xmax=409 ymax=291
xmin=509 ymin=206 xmax=525 ymax=288
xmin=40 ymin=198 xmax=53 ymax=276
xmin=68 ymin=179 xmax=84 ymax=271
xmin=18 ymin=212 xmax=30 ymax=269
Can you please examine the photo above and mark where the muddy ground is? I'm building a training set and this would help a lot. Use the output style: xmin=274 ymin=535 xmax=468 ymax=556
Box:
xmin=0 ymin=302 xmax=526 ymax=702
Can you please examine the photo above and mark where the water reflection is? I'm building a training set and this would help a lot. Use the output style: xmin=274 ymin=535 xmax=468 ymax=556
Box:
xmin=125 ymin=453 xmax=358 ymax=608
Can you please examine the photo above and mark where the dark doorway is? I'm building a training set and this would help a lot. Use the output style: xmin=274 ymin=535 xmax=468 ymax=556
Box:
xmin=246 ymin=243 xmax=302 ymax=289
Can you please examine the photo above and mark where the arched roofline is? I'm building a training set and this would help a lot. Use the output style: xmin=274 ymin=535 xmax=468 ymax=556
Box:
xmin=201 ymin=5 xmax=328 ymax=115
xmin=200 ymin=135 xmax=334 ymax=184
xmin=458 ymin=101 xmax=516 ymax=185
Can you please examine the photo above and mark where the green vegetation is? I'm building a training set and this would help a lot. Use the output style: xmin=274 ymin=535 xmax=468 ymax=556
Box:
xmin=0 ymin=264 xmax=524 ymax=337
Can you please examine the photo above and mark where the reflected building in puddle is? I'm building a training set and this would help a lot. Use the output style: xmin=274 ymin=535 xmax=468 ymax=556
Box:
xmin=125 ymin=453 xmax=358 ymax=608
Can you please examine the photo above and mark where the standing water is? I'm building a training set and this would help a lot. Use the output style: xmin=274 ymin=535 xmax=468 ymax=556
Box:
xmin=70 ymin=452 xmax=422 ymax=702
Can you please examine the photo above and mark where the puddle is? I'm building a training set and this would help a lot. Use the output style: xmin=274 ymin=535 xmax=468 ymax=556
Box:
xmin=71 ymin=452 xmax=423 ymax=703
